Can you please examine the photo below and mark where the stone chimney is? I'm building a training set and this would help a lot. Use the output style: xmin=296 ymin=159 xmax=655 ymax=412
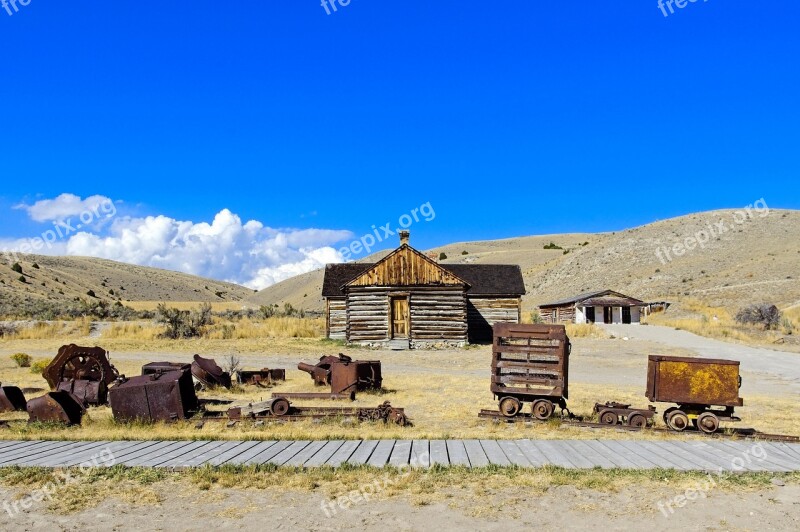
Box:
xmin=399 ymin=230 xmax=410 ymax=246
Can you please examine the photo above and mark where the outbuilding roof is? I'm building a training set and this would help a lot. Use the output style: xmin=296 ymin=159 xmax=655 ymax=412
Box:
xmin=539 ymin=290 xmax=645 ymax=308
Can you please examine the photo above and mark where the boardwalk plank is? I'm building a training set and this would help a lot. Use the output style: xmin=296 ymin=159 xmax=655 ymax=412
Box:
xmin=777 ymin=443 xmax=800 ymax=462
xmin=0 ymin=441 xmax=77 ymax=465
xmin=429 ymin=440 xmax=449 ymax=467
xmin=530 ymin=440 xmax=578 ymax=469
xmin=497 ymin=440 xmax=531 ymax=467
xmin=480 ymin=440 xmax=511 ymax=467
xmin=207 ymin=441 xmax=262 ymax=466
xmin=651 ymin=442 xmax=721 ymax=472
xmin=283 ymin=441 xmax=328 ymax=467
xmin=113 ymin=441 xmax=179 ymax=466
xmin=515 ymin=440 xmax=549 ymax=468
xmin=388 ymin=440 xmax=412 ymax=468
xmin=564 ymin=440 xmax=616 ymax=469
xmin=551 ymin=441 xmax=596 ymax=469
xmin=582 ymin=441 xmax=640 ymax=469
xmin=713 ymin=440 xmax=794 ymax=472
xmin=685 ymin=441 xmax=754 ymax=472
xmin=26 ymin=441 xmax=112 ymax=467
xmin=62 ymin=441 xmax=149 ymax=467
xmin=12 ymin=442 xmax=96 ymax=467
xmin=267 ymin=441 xmax=311 ymax=466
xmin=367 ymin=440 xmax=395 ymax=468
xmin=463 ymin=440 xmax=489 ymax=468
xmin=759 ymin=443 xmax=800 ymax=469
xmin=326 ymin=440 xmax=361 ymax=467
xmin=222 ymin=441 xmax=277 ymax=465
xmin=445 ymin=440 xmax=470 ymax=467
xmin=168 ymin=441 xmax=233 ymax=469
xmin=305 ymin=441 xmax=345 ymax=467
xmin=411 ymin=440 xmax=430 ymax=468
xmin=594 ymin=441 xmax=658 ymax=469
xmin=139 ymin=441 xmax=211 ymax=468
xmin=347 ymin=440 xmax=379 ymax=466
xmin=613 ymin=440 xmax=687 ymax=470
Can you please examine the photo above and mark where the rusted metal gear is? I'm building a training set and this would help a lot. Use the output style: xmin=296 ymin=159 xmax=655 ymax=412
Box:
xmin=43 ymin=345 xmax=118 ymax=390
xmin=499 ymin=397 xmax=521 ymax=418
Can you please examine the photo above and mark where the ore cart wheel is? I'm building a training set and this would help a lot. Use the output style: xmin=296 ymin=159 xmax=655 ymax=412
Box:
xmin=532 ymin=400 xmax=554 ymax=421
xmin=696 ymin=412 xmax=720 ymax=434
xmin=499 ymin=397 xmax=521 ymax=418
xmin=627 ymin=413 xmax=647 ymax=428
xmin=666 ymin=410 xmax=689 ymax=432
xmin=270 ymin=397 xmax=290 ymax=417
xmin=599 ymin=410 xmax=618 ymax=425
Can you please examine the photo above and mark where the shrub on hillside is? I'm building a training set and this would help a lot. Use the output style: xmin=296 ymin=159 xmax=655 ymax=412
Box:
xmin=155 ymin=302 xmax=213 ymax=339
xmin=735 ymin=303 xmax=781 ymax=330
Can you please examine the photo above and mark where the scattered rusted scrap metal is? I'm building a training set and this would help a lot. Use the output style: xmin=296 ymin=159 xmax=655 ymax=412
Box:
xmin=209 ymin=399 xmax=409 ymax=426
xmin=142 ymin=361 xmax=191 ymax=376
xmin=42 ymin=345 xmax=119 ymax=407
xmin=191 ymin=355 xmax=232 ymax=389
xmin=0 ymin=384 xmax=27 ymax=413
xmin=298 ymin=354 xmax=382 ymax=395
xmin=272 ymin=392 xmax=355 ymax=401
xmin=27 ymin=391 xmax=86 ymax=425
xmin=110 ymin=368 xmax=199 ymax=423
xmin=236 ymin=368 xmax=286 ymax=387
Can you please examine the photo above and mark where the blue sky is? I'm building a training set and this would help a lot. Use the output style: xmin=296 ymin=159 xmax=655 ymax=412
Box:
xmin=0 ymin=1 xmax=798 ymax=287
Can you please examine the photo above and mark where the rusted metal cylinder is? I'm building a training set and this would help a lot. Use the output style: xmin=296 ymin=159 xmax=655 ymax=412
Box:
xmin=0 ymin=386 xmax=27 ymax=413
xmin=26 ymin=391 xmax=86 ymax=425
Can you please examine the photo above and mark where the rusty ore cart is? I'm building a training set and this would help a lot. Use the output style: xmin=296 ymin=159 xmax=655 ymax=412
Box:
xmin=491 ymin=323 xmax=570 ymax=419
xmin=646 ymin=355 xmax=743 ymax=433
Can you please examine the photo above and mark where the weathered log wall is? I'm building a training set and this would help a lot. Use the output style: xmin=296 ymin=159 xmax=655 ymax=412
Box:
xmin=467 ymin=297 xmax=521 ymax=342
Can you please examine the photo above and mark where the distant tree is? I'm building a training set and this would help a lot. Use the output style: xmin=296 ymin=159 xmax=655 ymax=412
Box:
xmin=439 ymin=252 xmax=448 ymax=260
xmin=735 ymin=303 xmax=781 ymax=330
xmin=461 ymin=250 xmax=469 ymax=255
xmin=32 ymin=263 xmax=40 ymax=269
xmin=11 ymin=263 xmax=22 ymax=274
xmin=18 ymin=275 xmax=26 ymax=283
xmin=543 ymin=242 xmax=563 ymax=250
xmin=86 ymin=289 xmax=96 ymax=298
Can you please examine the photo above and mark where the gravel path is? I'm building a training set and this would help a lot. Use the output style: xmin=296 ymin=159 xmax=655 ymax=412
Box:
xmin=602 ymin=324 xmax=800 ymax=396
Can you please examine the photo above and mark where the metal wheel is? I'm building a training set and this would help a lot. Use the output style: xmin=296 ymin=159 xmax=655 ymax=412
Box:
xmin=628 ymin=414 xmax=647 ymax=428
xmin=499 ymin=397 xmax=521 ymax=418
xmin=599 ymin=410 xmax=618 ymax=425
xmin=666 ymin=410 xmax=689 ymax=432
xmin=663 ymin=407 xmax=678 ymax=426
xmin=532 ymin=400 xmax=554 ymax=421
xmin=696 ymin=412 xmax=720 ymax=434
xmin=270 ymin=397 xmax=290 ymax=417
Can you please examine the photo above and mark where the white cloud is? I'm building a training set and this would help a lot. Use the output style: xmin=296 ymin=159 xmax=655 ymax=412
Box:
xmin=17 ymin=193 xmax=117 ymax=223
xmin=63 ymin=209 xmax=353 ymax=290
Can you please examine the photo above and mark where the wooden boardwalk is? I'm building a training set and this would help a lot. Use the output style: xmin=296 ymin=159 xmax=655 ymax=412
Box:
xmin=1 ymin=439 xmax=799 ymax=472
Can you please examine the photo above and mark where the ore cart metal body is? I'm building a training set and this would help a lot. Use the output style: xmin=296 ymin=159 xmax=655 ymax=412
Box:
xmin=491 ymin=323 xmax=570 ymax=419
xmin=646 ymin=355 xmax=743 ymax=433
xmin=110 ymin=370 xmax=198 ymax=423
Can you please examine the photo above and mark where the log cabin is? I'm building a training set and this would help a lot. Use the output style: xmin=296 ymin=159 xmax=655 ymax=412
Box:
xmin=322 ymin=231 xmax=526 ymax=349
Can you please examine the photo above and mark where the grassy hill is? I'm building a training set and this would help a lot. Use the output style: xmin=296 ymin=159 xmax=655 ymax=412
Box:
xmin=0 ymin=254 xmax=254 ymax=315
xmin=248 ymin=209 xmax=800 ymax=313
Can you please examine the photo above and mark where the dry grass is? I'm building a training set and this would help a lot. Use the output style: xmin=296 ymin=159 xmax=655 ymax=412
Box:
xmin=565 ymin=323 xmax=608 ymax=339
xmin=124 ymin=301 xmax=251 ymax=312
xmin=5 ymin=319 xmax=93 ymax=340
xmin=645 ymin=298 xmax=757 ymax=344
xmin=0 ymin=464 xmax=795 ymax=516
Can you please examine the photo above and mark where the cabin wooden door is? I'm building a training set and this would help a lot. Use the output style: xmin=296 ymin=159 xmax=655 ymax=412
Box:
xmin=622 ymin=307 xmax=631 ymax=324
xmin=390 ymin=297 xmax=409 ymax=339
xmin=585 ymin=306 xmax=595 ymax=324
xmin=603 ymin=306 xmax=612 ymax=324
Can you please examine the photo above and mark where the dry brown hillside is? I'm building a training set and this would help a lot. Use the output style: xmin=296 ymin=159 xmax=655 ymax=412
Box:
xmin=248 ymin=209 xmax=800 ymax=313
xmin=0 ymin=254 xmax=254 ymax=311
